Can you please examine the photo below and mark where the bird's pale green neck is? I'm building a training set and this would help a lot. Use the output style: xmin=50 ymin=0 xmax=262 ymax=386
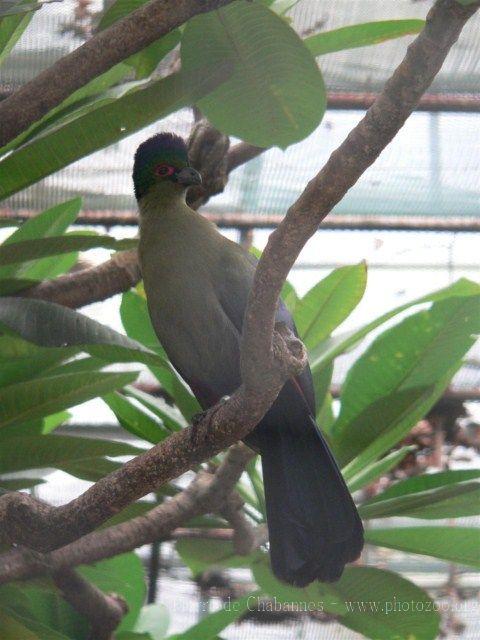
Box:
xmin=138 ymin=182 xmax=188 ymax=218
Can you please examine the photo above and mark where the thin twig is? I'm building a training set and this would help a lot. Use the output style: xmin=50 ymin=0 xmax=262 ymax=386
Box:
xmin=53 ymin=568 xmax=128 ymax=640
xmin=0 ymin=444 xmax=254 ymax=583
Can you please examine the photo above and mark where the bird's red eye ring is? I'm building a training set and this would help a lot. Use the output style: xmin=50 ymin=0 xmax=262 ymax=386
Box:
xmin=155 ymin=164 xmax=175 ymax=177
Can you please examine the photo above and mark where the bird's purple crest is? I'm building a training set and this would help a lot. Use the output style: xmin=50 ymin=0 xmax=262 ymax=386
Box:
xmin=133 ymin=133 xmax=191 ymax=200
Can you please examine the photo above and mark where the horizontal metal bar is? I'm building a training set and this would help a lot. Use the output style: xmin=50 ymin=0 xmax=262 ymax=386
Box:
xmin=2 ymin=208 xmax=479 ymax=232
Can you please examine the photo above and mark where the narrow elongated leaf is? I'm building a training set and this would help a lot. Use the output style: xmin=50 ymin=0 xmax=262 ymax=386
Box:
xmin=365 ymin=527 xmax=480 ymax=569
xmin=0 ymin=410 xmax=69 ymax=442
xmin=347 ymin=446 xmax=415 ymax=493
xmin=294 ymin=263 xmax=366 ymax=349
xmin=0 ymin=297 xmax=168 ymax=369
xmin=340 ymin=372 xmax=455 ymax=477
xmin=0 ymin=278 xmax=40 ymax=295
xmin=310 ymin=278 xmax=480 ymax=375
xmin=253 ymin=559 xmax=439 ymax=640
xmin=166 ymin=592 xmax=259 ymax=640
xmin=58 ymin=457 xmax=122 ymax=482
xmin=0 ymin=64 xmax=131 ymax=157
xmin=124 ymin=386 xmax=186 ymax=432
xmin=333 ymin=295 xmax=480 ymax=465
xmin=246 ymin=456 xmax=266 ymax=517
xmin=0 ymin=0 xmax=34 ymax=66
xmin=0 ymin=67 xmax=229 ymax=200
xmin=360 ymin=482 xmax=480 ymax=520
xmin=0 ymin=198 xmax=81 ymax=280
xmin=0 ymin=434 xmax=141 ymax=473
xmin=335 ymin=385 xmax=434 ymax=469
xmin=182 ymin=1 xmax=326 ymax=148
xmin=0 ymin=235 xmax=137 ymax=267
xmin=0 ymin=371 xmax=138 ymax=431
xmin=103 ymin=391 xmax=170 ymax=444
xmin=0 ymin=336 xmax=77 ymax=387
xmin=0 ymin=477 xmax=44 ymax=491
xmin=336 ymin=295 xmax=480 ymax=430
xmin=312 ymin=360 xmax=333 ymax=415
xmin=360 ymin=470 xmax=480 ymax=519
xmin=316 ymin=391 xmax=335 ymax=436
xmin=367 ymin=469 xmax=480 ymax=504
xmin=305 ymin=20 xmax=424 ymax=57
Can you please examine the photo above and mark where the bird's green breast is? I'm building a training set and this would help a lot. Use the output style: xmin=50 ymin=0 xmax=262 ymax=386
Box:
xmin=138 ymin=194 xmax=244 ymax=397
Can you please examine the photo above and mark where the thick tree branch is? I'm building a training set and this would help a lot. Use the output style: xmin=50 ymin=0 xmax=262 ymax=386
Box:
xmin=1 ymin=0 xmax=477 ymax=584
xmin=0 ymin=0 xmax=236 ymax=148
xmin=0 ymin=444 xmax=254 ymax=583
xmin=20 ymin=249 xmax=140 ymax=308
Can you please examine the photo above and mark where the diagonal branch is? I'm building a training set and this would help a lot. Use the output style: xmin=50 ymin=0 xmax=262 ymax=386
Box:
xmin=0 ymin=0 xmax=236 ymax=148
xmin=0 ymin=444 xmax=254 ymax=583
xmin=1 ymin=0 xmax=477 ymax=579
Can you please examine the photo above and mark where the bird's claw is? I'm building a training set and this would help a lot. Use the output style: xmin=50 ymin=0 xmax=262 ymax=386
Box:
xmin=190 ymin=396 xmax=230 ymax=447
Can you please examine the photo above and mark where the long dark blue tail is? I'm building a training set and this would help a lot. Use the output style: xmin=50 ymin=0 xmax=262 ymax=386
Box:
xmin=257 ymin=412 xmax=364 ymax=586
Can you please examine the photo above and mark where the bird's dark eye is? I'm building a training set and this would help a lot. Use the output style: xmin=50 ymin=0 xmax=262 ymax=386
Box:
xmin=155 ymin=164 xmax=175 ymax=177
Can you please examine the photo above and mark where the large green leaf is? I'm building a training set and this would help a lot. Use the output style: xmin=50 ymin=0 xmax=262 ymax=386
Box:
xmin=332 ymin=294 xmax=480 ymax=465
xmin=0 ymin=198 xmax=81 ymax=280
xmin=0 ymin=370 xmax=138 ymax=431
xmin=0 ymin=607 xmax=70 ymax=640
xmin=0 ymin=336 xmax=77 ymax=388
xmin=0 ymin=235 xmax=137 ymax=267
xmin=0 ymin=66 xmax=228 ymax=200
xmin=305 ymin=20 xmax=424 ymax=57
xmin=182 ymin=0 xmax=326 ymax=148
xmin=360 ymin=470 xmax=480 ymax=519
xmin=166 ymin=592 xmax=258 ymax=640
xmin=0 ymin=64 xmax=131 ymax=157
xmin=366 ymin=527 xmax=480 ymax=569
xmin=0 ymin=409 xmax=70 ymax=443
xmin=0 ymin=434 xmax=141 ymax=473
xmin=336 ymin=384 xmax=436 ymax=472
xmin=0 ymin=297 xmax=169 ymax=369
xmin=310 ymin=278 xmax=480 ymax=375
xmin=347 ymin=446 xmax=415 ymax=493
xmin=120 ymin=291 xmax=200 ymax=419
xmin=0 ymin=0 xmax=34 ymax=66
xmin=103 ymin=391 xmax=171 ymax=444
xmin=253 ymin=559 xmax=439 ymax=640
xmin=341 ymin=375 xmax=455 ymax=481
xmin=294 ymin=263 xmax=366 ymax=349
